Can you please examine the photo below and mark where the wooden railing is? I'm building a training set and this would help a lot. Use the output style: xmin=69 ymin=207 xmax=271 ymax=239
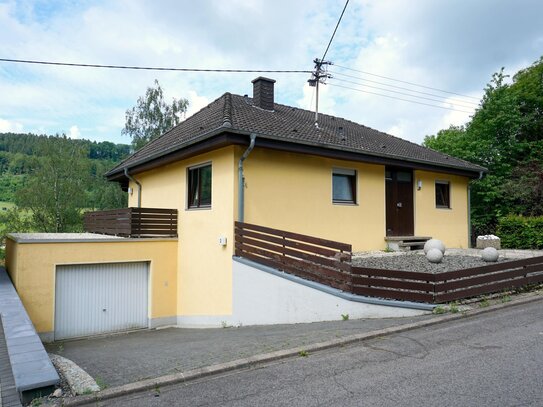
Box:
xmin=432 ymin=256 xmax=543 ymax=302
xmin=349 ymin=256 xmax=543 ymax=303
xmin=351 ymin=267 xmax=435 ymax=303
xmin=235 ymin=222 xmax=543 ymax=304
xmin=234 ymin=222 xmax=352 ymax=291
xmin=84 ymin=207 xmax=178 ymax=238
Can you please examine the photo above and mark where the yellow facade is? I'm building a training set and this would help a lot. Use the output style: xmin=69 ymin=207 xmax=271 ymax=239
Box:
xmin=240 ymin=147 xmax=386 ymax=251
xmin=128 ymin=146 xmax=236 ymax=316
xmin=6 ymin=144 xmax=473 ymax=335
xmin=5 ymin=238 xmax=177 ymax=334
xmin=414 ymin=170 xmax=469 ymax=248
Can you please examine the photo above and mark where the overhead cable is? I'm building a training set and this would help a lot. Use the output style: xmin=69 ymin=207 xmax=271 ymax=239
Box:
xmin=333 ymin=64 xmax=480 ymax=100
xmin=320 ymin=0 xmax=350 ymax=62
xmin=0 ymin=58 xmax=311 ymax=73
xmin=329 ymin=77 xmax=478 ymax=110
xmin=329 ymin=70 xmax=479 ymax=107
xmin=328 ymin=82 xmax=474 ymax=114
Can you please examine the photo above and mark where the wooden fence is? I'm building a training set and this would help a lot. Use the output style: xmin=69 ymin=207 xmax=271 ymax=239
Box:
xmin=352 ymin=256 xmax=543 ymax=303
xmin=84 ymin=207 xmax=178 ymax=238
xmin=234 ymin=221 xmax=352 ymax=291
xmin=235 ymin=222 xmax=543 ymax=304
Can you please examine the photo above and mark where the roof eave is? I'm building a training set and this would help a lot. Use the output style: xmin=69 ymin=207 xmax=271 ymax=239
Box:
xmin=107 ymin=128 xmax=486 ymax=182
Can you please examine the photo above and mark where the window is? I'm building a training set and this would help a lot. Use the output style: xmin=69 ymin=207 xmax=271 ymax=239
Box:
xmin=188 ymin=163 xmax=212 ymax=208
xmin=333 ymin=168 xmax=356 ymax=204
xmin=435 ymin=181 xmax=450 ymax=208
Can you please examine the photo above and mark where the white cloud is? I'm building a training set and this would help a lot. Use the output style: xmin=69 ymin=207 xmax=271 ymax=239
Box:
xmin=68 ymin=125 xmax=80 ymax=139
xmin=0 ymin=118 xmax=23 ymax=132
xmin=185 ymin=91 xmax=210 ymax=119
xmin=297 ymin=82 xmax=336 ymax=116
xmin=0 ymin=0 xmax=541 ymax=146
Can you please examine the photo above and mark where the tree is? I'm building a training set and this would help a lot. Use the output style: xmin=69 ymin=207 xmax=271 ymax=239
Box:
xmin=122 ymin=80 xmax=189 ymax=150
xmin=87 ymin=160 xmax=127 ymax=210
xmin=423 ymin=57 xmax=543 ymax=239
xmin=0 ymin=208 xmax=33 ymax=259
xmin=16 ymin=136 xmax=89 ymax=232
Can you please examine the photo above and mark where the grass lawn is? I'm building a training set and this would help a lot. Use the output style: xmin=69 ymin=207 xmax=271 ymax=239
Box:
xmin=0 ymin=201 xmax=16 ymax=211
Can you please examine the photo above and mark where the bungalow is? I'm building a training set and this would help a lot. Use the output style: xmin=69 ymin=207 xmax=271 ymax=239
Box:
xmin=6 ymin=77 xmax=486 ymax=341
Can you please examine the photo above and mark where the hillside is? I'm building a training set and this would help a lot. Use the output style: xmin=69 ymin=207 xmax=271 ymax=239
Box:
xmin=0 ymin=132 xmax=129 ymax=206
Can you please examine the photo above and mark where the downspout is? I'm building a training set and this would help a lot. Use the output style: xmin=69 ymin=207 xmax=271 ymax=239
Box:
xmin=124 ymin=168 xmax=142 ymax=208
xmin=467 ymin=185 xmax=471 ymax=248
xmin=468 ymin=171 xmax=484 ymax=248
xmin=238 ymin=134 xmax=257 ymax=222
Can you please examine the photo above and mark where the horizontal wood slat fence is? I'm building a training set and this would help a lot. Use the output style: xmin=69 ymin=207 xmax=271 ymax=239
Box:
xmin=235 ymin=222 xmax=543 ymax=304
xmin=84 ymin=207 xmax=178 ymax=238
xmin=234 ymin=222 xmax=353 ymax=292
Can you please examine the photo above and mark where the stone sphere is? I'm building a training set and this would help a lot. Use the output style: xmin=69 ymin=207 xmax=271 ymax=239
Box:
xmin=424 ymin=239 xmax=446 ymax=254
xmin=481 ymin=247 xmax=499 ymax=262
xmin=426 ymin=248 xmax=444 ymax=263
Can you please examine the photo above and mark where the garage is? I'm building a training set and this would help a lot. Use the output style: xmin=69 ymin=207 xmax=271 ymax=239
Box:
xmin=54 ymin=262 xmax=149 ymax=340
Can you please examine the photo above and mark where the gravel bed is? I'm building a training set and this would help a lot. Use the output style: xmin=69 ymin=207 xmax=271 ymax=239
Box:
xmin=352 ymin=252 xmax=513 ymax=273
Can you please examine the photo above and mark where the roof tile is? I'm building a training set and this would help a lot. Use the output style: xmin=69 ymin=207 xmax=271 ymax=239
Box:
xmin=108 ymin=93 xmax=485 ymax=176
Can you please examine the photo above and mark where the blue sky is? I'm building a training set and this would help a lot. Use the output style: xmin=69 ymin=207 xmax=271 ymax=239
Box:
xmin=1 ymin=0 xmax=542 ymax=145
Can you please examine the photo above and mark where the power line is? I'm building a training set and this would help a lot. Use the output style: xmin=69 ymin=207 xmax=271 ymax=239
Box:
xmin=329 ymin=77 xmax=478 ymax=110
xmin=329 ymin=70 xmax=479 ymax=107
xmin=321 ymin=0 xmax=350 ymax=62
xmin=328 ymin=82 xmax=474 ymax=114
xmin=334 ymin=64 xmax=480 ymax=100
xmin=0 ymin=58 xmax=312 ymax=73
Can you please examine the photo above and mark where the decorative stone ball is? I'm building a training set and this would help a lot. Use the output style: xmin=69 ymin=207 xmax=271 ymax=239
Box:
xmin=424 ymin=239 xmax=446 ymax=254
xmin=481 ymin=247 xmax=499 ymax=262
xmin=426 ymin=248 xmax=444 ymax=263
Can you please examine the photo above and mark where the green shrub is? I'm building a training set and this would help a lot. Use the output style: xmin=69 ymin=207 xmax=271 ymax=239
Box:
xmin=497 ymin=215 xmax=543 ymax=249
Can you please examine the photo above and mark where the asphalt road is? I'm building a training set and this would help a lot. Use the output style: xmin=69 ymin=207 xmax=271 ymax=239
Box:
xmin=105 ymin=300 xmax=543 ymax=407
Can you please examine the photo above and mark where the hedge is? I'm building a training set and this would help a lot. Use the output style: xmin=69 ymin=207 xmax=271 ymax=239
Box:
xmin=497 ymin=215 xmax=543 ymax=249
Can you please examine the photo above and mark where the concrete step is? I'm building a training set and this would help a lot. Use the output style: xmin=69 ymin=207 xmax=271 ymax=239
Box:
xmin=385 ymin=236 xmax=432 ymax=252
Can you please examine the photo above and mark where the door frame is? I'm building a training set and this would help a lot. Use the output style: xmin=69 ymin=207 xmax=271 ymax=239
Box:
xmin=385 ymin=167 xmax=414 ymax=237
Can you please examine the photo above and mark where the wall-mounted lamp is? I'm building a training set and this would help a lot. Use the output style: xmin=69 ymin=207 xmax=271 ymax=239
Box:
xmin=417 ymin=180 xmax=423 ymax=190
xmin=127 ymin=187 xmax=133 ymax=195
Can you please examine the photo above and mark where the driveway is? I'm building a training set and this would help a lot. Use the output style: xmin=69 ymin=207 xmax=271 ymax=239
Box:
xmin=45 ymin=315 xmax=434 ymax=388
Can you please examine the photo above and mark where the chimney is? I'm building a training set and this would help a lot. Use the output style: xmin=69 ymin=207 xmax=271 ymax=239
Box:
xmin=252 ymin=77 xmax=276 ymax=111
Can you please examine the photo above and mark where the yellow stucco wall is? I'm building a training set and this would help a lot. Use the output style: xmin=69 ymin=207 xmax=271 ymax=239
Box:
xmin=129 ymin=146 xmax=236 ymax=316
xmin=414 ymin=170 xmax=470 ymax=248
xmin=5 ymin=145 xmax=473 ymax=335
xmin=240 ymin=147 xmax=386 ymax=252
xmin=5 ymin=238 xmax=177 ymax=334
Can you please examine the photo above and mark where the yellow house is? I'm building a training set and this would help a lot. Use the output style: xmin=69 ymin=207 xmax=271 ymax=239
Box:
xmin=6 ymin=77 xmax=486 ymax=341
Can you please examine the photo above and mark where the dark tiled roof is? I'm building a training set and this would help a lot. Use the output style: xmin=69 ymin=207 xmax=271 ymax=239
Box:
xmin=107 ymin=93 xmax=485 ymax=176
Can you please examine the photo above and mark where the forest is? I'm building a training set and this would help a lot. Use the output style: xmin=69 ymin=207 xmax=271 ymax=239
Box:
xmin=0 ymin=133 xmax=130 ymax=202
xmin=0 ymin=133 xmax=129 ymax=242
xmin=424 ymin=57 xmax=543 ymax=248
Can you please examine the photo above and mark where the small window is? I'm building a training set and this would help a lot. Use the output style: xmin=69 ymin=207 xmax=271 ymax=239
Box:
xmin=397 ymin=171 xmax=412 ymax=182
xmin=333 ymin=168 xmax=356 ymax=204
xmin=188 ymin=163 xmax=212 ymax=209
xmin=435 ymin=181 xmax=450 ymax=208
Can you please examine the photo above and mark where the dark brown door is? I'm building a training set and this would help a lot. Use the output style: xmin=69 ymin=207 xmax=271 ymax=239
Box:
xmin=386 ymin=168 xmax=414 ymax=236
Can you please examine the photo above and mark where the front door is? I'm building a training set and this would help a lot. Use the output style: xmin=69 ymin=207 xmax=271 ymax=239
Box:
xmin=385 ymin=168 xmax=414 ymax=236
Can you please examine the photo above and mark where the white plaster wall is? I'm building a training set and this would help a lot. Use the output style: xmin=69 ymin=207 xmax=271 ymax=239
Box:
xmin=231 ymin=260 xmax=428 ymax=325
xmin=177 ymin=260 xmax=428 ymax=328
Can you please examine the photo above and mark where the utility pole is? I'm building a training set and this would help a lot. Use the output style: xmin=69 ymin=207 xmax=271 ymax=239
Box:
xmin=308 ymin=58 xmax=332 ymax=128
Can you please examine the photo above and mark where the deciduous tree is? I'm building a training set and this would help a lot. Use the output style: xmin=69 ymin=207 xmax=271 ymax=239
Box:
xmin=122 ymin=80 xmax=189 ymax=150
xmin=16 ymin=136 xmax=89 ymax=232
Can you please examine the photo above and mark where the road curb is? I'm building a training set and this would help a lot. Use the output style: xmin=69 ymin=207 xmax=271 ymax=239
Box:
xmin=63 ymin=293 xmax=543 ymax=406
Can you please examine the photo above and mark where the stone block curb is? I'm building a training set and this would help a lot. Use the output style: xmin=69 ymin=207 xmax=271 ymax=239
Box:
xmin=63 ymin=293 xmax=543 ymax=406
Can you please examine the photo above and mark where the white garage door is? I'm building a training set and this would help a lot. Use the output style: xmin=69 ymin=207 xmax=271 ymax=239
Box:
xmin=55 ymin=262 xmax=149 ymax=340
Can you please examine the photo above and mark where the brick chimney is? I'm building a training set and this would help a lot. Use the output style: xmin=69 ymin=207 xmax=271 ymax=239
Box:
xmin=252 ymin=77 xmax=276 ymax=111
